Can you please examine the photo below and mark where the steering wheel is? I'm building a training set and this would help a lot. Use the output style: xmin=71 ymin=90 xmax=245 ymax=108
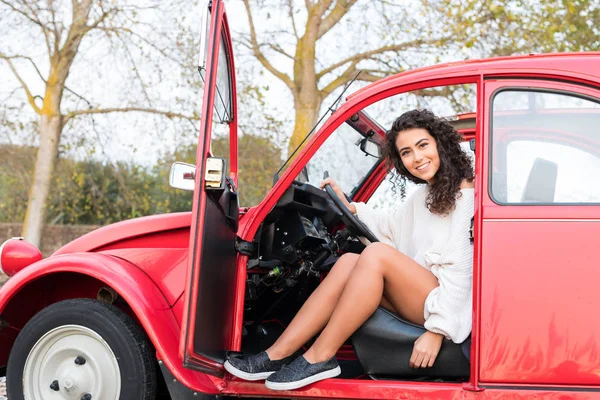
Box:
xmin=322 ymin=171 xmax=379 ymax=243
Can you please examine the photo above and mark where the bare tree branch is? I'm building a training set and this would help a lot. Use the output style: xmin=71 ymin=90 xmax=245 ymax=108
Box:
xmin=49 ymin=0 xmax=62 ymax=55
xmin=355 ymin=71 xmax=383 ymax=83
xmin=115 ymin=33 xmax=153 ymax=105
xmin=319 ymin=60 xmax=359 ymax=96
xmin=0 ymin=0 xmax=53 ymax=55
xmin=305 ymin=0 xmax=312 ymax=12
xmin=64 ymin=85 xmax=93 ymax=109
xmin=87 ymin=5 xmax=119 ymax=31
xmin=64 ymin=107 xmax=199 ymax=124
xmin=97 ymin=26 xmax=185 ymax=67
xmin=1 ymin=87 xmax=22 ymax=104
xmin=242 ymin=0 xmax=295 ymax=90
xmin=316 ymin=39 xmax=436 ymax=79
xmin=287 ymin=0 xmax=300 ymax=40
xmin=0 ymin=0 xmax=42 ymax=27
xmin=267 ymin=43 xmax=295 ymax=61
xmin=313 ymin=0 xmax=335 ymax=19
xmin=0 ymin=53 xmax=42 ymax=114
xmin=1 ymin=54 xmax=47 ymax=83
xmin=318 ymin=0 xmax=359 ymax=38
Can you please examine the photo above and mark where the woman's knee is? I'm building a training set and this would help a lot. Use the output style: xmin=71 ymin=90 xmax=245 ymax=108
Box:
xmin=362 ymin=242 xmax=391 ymax=257
xmin=328 ymin=253 xmax=359 ymax=279
xmin=335 ymin=252 xmax=359 ymax=267
xmin=358 ymin=243 xmax=407 ymax=273
xmin=358 ymin=243 xmax=391 ymax=265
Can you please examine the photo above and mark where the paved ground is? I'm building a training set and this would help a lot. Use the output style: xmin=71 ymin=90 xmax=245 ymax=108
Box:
xmin=0 ymin=376 xmax=6 ymax=399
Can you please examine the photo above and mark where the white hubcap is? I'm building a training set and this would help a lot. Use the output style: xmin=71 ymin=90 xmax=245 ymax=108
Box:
xmin=23 ymin=324 xmax=121 ymax=400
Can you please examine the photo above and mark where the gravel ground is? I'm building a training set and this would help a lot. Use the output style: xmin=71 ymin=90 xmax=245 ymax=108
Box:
xmin=0 ymin=376 xmax=6 ymax=399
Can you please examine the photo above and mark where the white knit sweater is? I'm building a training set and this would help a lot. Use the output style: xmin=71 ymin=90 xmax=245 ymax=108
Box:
xmin=353 ymin=186 xmax=474 ymax=343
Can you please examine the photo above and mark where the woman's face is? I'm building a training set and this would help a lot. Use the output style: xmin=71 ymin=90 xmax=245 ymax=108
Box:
xmin=395 ymin=128 xmax=440 ymax=184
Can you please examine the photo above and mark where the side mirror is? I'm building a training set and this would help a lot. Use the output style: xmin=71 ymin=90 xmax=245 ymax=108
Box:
xmin=169 ymin=162 xmax=196 ymax=191
xmin=359 ymin=138 xmax=381 ymax=158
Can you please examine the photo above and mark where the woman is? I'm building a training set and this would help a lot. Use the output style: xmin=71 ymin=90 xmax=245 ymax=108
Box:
xmin=225 ymin=109 xmax=475 ymax=391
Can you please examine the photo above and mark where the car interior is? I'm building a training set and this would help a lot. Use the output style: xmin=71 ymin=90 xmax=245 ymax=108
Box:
xmin=236 ymin=111 xmax=475 ymax=382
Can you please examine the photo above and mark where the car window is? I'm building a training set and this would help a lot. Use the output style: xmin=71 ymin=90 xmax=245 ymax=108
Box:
xmin=491 ymin=90 xmax=600 ymax=204
xmin=302 ymin=122 xmax=381 ymax=194
xmin=503 ymin=140 xmax=600 ymax=203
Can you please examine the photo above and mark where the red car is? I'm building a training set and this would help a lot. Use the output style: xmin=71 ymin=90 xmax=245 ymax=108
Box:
xmin=2 ymin=1 xmax=600 ymax=399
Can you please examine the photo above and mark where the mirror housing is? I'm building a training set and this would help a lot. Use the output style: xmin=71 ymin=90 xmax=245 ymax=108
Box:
xmin=204 ymin=157 xmax=226 ymax=190
xmin=359 ymin=138 xmax=382 ymax=158
xmin=169 ymin=162 xmax=196 ymax=191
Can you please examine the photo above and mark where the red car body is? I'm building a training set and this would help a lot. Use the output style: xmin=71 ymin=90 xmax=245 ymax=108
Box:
xmin=1 ymin=1 xmax=600 ymax=398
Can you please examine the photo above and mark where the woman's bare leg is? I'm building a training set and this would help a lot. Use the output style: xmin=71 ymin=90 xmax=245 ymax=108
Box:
xmin=265 ymin=253 xmax=360 ymax=360
xmin=303 ymin=242 xmax=439 ymax=363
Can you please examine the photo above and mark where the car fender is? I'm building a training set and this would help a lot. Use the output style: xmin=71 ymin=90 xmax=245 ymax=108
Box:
xmin=0 ymin=252 xmax=219 ymax=394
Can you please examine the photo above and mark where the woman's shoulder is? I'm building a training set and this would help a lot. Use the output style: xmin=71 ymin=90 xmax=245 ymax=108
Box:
xmin=460 ymin=179 xmax=474 ymax=190
xmin=455 ymin=181 xmax=475 ymax=216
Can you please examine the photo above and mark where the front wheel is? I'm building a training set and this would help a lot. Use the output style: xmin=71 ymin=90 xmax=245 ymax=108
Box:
xmin=7 ymin=298 xmax=157 ymax=400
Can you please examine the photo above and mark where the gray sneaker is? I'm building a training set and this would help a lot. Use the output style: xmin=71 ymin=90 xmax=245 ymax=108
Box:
xmin=265 ymin=355 xmax=341 ymax=391
xmin=224 ymin=351 xmax=295 ymax=381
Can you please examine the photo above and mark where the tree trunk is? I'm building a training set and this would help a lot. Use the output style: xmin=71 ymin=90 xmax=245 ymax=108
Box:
xmin=19 ymin=1 xmax=92 ymax=249
xmin=22 ymin=114 xmax=62 ymax=248
xmin=288 ymin=96 xmax=323 ymax=157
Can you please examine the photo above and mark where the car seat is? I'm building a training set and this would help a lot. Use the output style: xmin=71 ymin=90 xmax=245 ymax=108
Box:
xmin=521 ymin=158 xmax=558 ymax=203
xmin=351 ymin=307 xmax=470 ymax=379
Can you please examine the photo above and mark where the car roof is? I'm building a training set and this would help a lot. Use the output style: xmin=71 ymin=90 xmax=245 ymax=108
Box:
xmin=347 ymin=52 xmax=600 ymax=101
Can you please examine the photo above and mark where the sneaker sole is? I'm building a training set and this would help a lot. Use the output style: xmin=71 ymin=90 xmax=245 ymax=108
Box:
xmin=224 ymin=360 xmax=275 ymax=381
xmin=265 ymin=366 xmax=341 ymax=391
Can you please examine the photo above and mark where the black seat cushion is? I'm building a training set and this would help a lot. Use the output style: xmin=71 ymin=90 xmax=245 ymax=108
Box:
xmin=351 ymin=307 xmax=470 ymax=379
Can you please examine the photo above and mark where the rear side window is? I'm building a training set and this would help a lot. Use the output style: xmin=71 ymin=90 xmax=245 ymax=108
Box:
xmin=491 ymin=90 xmax=600 ymax=204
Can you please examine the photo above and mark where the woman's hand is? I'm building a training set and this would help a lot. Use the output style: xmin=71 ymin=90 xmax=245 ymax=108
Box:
xmin=320 ymin=177 xmax=356 ymax=214
xmin=409 ymin=331 xmax=444 ymax=368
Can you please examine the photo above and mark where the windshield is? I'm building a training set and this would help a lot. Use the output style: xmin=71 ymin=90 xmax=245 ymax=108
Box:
xmin=298 ymin=121 xmax=382 ymax=195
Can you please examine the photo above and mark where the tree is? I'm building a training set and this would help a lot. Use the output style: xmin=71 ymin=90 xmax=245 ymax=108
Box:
xmin=240 ymin=0 xmax=600 ymax=156
xmin=0 ymin=130 xmax=284 ymax=226
xmin=213 ymin=133 xmax=284 ymax=206
xmin=0 ymin=0 xmax=201 ymax=248
xmin=439 ymin=0 xmax=600 ymax=56
xmin=0 ymin=143 xmax=194 ymax=225
xmin=241 ymin=0 xmax=449 ymax=156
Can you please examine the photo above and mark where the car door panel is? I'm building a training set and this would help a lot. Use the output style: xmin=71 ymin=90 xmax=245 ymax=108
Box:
xmin=479 ymin=79 xmax=600 ymax=385
xmin=180 ymin=0 xmax=239 ymax=376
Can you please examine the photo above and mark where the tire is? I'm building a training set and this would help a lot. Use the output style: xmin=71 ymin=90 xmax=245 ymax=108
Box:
xmin=6 ymin=298 xmax=157 ymax=400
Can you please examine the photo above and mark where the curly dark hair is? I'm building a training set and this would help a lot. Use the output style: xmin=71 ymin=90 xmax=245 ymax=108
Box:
xmin=383 ymin=109 xmax=474 ymax=215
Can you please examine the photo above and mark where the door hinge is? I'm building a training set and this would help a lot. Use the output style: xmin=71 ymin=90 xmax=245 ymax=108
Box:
xmin=469 ymin=217 xmax=474 ymax=245
xmin=235 ymin=237 xmax=255 ymax=256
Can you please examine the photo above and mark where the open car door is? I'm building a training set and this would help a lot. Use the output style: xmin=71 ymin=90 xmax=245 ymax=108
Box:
xmin=180 ymin=0 xmax=239 ymax=375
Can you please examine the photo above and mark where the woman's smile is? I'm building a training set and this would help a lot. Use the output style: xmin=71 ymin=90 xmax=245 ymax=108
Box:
xmin=416 ymin=162 xmax=430 ymax=171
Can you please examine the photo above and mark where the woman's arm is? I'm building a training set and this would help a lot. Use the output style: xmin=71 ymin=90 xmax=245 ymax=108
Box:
xmin=352 ymin=202 xmax=403 ymax=245
xmin=321 ymin=177 xmax=405 ymax=245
